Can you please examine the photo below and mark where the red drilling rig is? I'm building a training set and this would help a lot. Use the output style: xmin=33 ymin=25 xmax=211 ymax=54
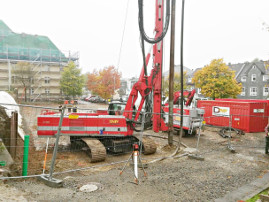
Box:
xmin=37 ymin=0 xmax=204 ymax=162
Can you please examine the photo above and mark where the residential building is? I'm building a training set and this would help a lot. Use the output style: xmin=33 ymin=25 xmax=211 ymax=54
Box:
xmin=0 ymin=20 xmax=79 ymax=101
xmin=187 ymin=61 xmax=269 ymax=100
xmin=163 ymin=64 xmax=195 ymax=89
xmin=119 ymin=77 xmax=138 ymax=96
xmin=163 ymin=65 xmax=194 ymax=79
xmin=187 ymin=68 xmax=208 ymax=99
xmin=229 ymin=61 xmax=269 ymax=99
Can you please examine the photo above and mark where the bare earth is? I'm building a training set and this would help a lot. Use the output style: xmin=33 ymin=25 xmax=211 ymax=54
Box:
xmin=1 ymin=101 xmax=269 ymax=202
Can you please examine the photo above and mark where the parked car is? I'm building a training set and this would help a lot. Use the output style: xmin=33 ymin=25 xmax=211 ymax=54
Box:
xmin=84 ymin=95 xmax=93 ymax=101
xmin=88 ymin=96 xmax=98 ymax=102
xmin=92 ymin=96 xmax=106 ymax=103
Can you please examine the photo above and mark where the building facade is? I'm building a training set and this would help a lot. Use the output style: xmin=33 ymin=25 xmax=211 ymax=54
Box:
xmin=188 ymin=61 xmax=269 ymax=100
xmin=0 ymin=20 xmax=79 ymax=101
xmin=229 ymin=61 xmax=269 ymax=99
xmin=119 ymin=77 xmax=139 ymax=96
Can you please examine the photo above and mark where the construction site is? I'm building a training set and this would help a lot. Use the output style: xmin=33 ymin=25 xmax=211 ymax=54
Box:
xmin=1 ymin=0 xmax=269 ymax=202
xmin=0 ymin=98 xmax=268 ymax=201
xmin=0 ymin=20 xmax=79 ymax=102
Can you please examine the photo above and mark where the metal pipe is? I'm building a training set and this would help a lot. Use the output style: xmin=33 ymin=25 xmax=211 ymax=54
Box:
xmin=139 ymin=112 xmax=146 ymax=154
xmin=22 ymin=135 xmax=30 ymax=176
xmin=48 ymin=106 xmax=65 ymax=180
xmin=178 ymin=0 xmax=185 ymax=149
xmin=168 ymin=0 xmax=176 ymax=146
xmin=196 ymin=116 xmax=203 ymax=149
xmin=0 ymin=102 xmax=60 ymax=110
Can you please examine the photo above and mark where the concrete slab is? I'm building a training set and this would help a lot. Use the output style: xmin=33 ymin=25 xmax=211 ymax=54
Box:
xmin=37 ymin=175 xmax=63 ymax=188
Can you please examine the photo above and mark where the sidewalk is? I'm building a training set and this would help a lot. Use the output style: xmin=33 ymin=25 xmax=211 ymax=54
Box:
xmin=215 ymin=172 xmax=269 ymax=202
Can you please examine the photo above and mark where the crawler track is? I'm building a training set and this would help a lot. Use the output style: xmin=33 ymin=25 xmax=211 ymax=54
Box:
xmin=81 ymin=138 xmax=106 ymax=163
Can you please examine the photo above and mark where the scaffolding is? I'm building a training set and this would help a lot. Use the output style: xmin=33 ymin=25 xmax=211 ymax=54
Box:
xmin=0 ymin=46 xmax=79 ymax=65
xmin=0 ymin=20 xmax=79 ymax=101
xmin=0 ymin=49 xmax=79 ymax=102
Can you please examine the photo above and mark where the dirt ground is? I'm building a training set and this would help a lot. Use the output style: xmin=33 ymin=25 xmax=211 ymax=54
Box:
xmin=1 ymin=101 xmax=269 ymax=201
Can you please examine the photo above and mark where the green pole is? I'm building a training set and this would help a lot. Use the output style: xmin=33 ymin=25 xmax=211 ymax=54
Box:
xmin=22 ymin=135 xmax=30 ymax=176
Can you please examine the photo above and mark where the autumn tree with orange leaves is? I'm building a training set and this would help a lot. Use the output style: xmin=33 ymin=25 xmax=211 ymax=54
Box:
xmin=87 ymin=66 xmax=121 ymax=99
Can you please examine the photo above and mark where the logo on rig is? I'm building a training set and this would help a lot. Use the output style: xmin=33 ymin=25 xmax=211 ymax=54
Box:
xmin=109 ymin=120 xmax=119 ymax=124
xmin=69 ymin=114 xmax=79 ymax=119
xmin=212 ymin=106 xmax=230 ymax=117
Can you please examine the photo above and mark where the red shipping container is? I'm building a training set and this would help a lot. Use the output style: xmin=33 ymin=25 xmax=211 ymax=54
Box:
xmin=215 ymin=98 xmax=269 ymax=116
xmin=197 ymin=100 xmax=268 ymax=133
xmin=216 ymin=98 xmax=269 ymax=103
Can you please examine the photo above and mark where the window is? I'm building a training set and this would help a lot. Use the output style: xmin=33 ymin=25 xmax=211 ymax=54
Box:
xmin=251 ymin=74 xmax=256 ymax=82
xmin=30 ymin=78 xmax=34 ymax=84
xmin=188 ymin=77 xmax=192 ymax=83
xmin=45 ymin=88 xmax=50 ymax=95
xmin=250 ymin=87 xmax=257 ymax=96
xmin=197 ymin=88 xmax=202 ymax=94
xmin=252 ymin=65 xmax=256 ymax=69
xmin=11 ymin=76 xmax=17 ymax=84
xmin=44 ymin=65 xmax=50 ymax=72
xmin=263 ymin=75 xmax=269 ymax=82
xmin=44 ymin=77 xmax=50 ymax=84
xmin=264 ymin=87 xmax=269 ymax=96
xmin=120 ymin=81 xmax=127 ymax=87
xmin=241 ymin=76 xmax=246 ymax=82
xmin=240 ymin=87 xmax=245 ymax=96
xmin=30 ymin=88 xmax=34 ymax=95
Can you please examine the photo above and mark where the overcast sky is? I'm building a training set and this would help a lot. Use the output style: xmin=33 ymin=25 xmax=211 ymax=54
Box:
xmin=1 ymin=0 xmax=269 ymax=78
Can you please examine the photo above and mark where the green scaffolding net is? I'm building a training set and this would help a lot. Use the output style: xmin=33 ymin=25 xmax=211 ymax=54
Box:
xmin=0 ymin=20 xmax=70 ymax=62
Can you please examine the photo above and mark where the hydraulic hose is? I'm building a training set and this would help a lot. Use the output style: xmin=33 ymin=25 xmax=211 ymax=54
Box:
xmin=138 ymin=0 xmax=170 ymax=44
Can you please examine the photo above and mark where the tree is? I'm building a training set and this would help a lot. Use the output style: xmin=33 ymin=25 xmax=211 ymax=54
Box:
xmin=262 ymin=22 xmax=269 ymax=32
xmin=60 ymin=61 xmax=84 ymax=99
xmin=192 ymin=59 xmax=242 ymax=99
xmin=87 ymin=66 xmax=121 ymax=99
xmin=12 ymin=61 xmax=35 ymax=102
xmin=162 ymin=72 xmax=187 ymax=97
xmin=252 ymin=58 xmax=260 ymax=62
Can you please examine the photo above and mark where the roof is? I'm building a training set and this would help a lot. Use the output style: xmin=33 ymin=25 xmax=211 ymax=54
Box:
xmin=244 ymin=62 xmax=265 ymax=75
xmin=0 ymin=20 xmax=68 ymax=62
xmin=191 ymin=68 xmax=202 ymax=77
xmin=0 ymin=20 xmax=12 ymax=34
xmin=163 ymin=65 xmax=194 ymax=77
xmin=229 ymin=61 xmax=267 ymax=80
xmin=228 ymin=63 xmax=245 ymax=78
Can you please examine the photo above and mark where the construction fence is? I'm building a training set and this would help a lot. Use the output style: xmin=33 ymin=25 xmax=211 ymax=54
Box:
xmin=0 ymin=103 xmax=268 ymax=183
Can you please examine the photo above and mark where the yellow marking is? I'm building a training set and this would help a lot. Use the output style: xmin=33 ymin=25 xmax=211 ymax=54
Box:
xmin=109 ymin=120 xmax=119 ymax=124
xmin=69 ymin=114 xmax=79 ymax=119
xmin=219 ymin=108 xmax=228 ymax=113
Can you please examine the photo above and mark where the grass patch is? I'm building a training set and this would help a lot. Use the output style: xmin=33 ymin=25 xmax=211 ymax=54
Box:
xmin=246 ymin=188 xmax=269 ymax=202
